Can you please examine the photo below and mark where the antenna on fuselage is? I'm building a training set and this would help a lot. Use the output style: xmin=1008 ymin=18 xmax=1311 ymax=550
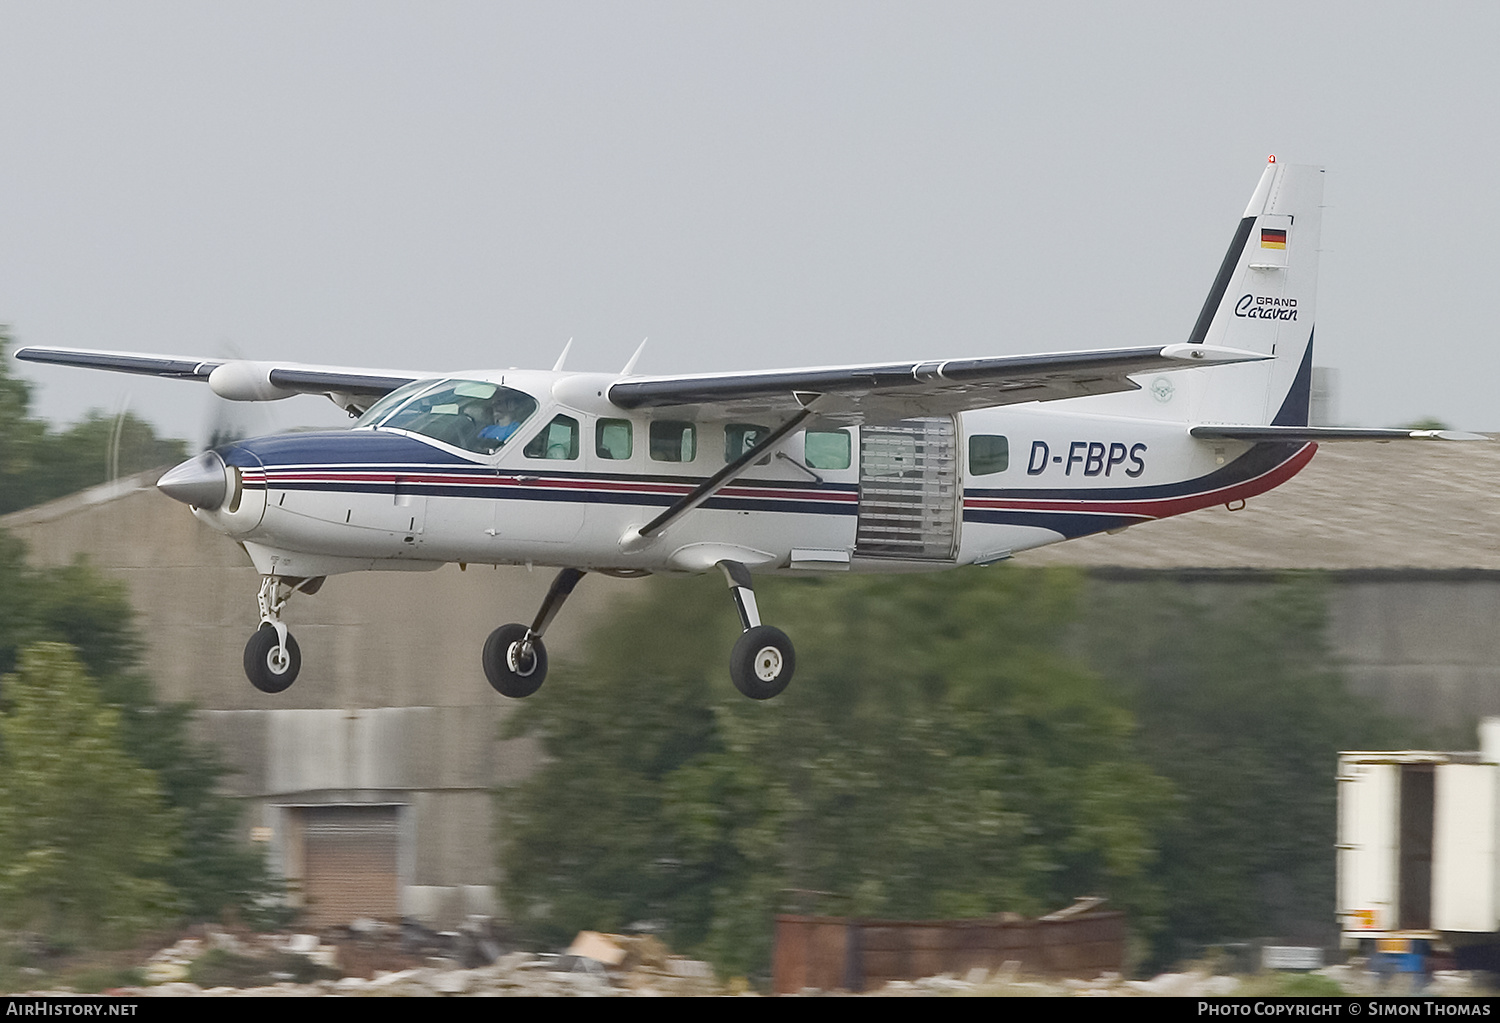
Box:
xmin=621 ymin=338 xmax=648 ymax=376
xmin=552 ymin=338 xmax=574 ymax=372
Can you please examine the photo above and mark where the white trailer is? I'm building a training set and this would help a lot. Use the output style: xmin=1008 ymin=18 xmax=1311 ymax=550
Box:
xmin=1336 ymin=720 xmax=1500 ymax=970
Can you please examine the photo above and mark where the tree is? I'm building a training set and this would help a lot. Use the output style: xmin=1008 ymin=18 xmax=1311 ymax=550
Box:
xmin=1076 ymin=575 xmax=1421 ymax=967
xmin=499 ymin=567 xmax=1170 ymax=979
xmin=500 ymin=567 xmax=1422 ymax=978
xmin=0 ymin=333 xmax=266 ymax=923
xmin=25 ymin=411 xmax=190 ymax=509
xmin=0 ymin=328 xmax=188 ymax=515
xmin=0 ymin=335 xmax=47 ymax=512
xmin=0 ymin=533 xmax=141 ymax=682
xmin=0 ymin=644 xmax=179 ymax=945
xmin=0 ymin=532 xmax=279 ymax=925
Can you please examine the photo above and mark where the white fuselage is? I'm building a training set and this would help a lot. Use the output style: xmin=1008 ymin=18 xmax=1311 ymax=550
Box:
xmin=194 ymin=370 xmax=1313 ymax=581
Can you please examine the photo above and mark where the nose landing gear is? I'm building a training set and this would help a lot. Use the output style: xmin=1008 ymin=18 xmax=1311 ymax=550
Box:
xmin=243 ymin=575 xmax=321 ymax=693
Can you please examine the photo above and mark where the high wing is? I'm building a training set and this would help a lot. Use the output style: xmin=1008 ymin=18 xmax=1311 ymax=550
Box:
xmin=607 ymin=343 xmax=1264 ymax=422
xmin=14 ymin=346 xmax=425 ymax=413
xmin=18 ymin=342 xmax=1265 ymax=423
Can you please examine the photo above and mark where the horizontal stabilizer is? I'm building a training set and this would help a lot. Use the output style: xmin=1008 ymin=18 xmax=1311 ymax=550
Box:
xmin=1191 ymin=425 xmax=1488 ymax=442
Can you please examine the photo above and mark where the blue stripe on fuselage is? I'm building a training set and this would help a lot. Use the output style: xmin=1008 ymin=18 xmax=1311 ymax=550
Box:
xmin=221 ymin=430 xmax=477 ymax=467
xmin=962 ymin=441 xmax=1303 ymax=502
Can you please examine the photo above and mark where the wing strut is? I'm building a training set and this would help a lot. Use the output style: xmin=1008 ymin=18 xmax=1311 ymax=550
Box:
xmin=636 ymin=407 xmax=817 ymax=539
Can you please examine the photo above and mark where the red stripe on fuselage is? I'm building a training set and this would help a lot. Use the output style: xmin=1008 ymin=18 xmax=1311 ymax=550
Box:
xmin=253 ymin=467 xmax=858 ymax=505
xmin=963 ymin=443 xmax=1315 ymax=521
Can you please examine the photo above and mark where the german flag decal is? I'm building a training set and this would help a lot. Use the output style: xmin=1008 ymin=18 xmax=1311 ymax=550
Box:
xmin=1260 ymin=227 xmax=1287 ymax=249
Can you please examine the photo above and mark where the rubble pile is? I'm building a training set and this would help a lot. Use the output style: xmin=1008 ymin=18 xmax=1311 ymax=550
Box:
xmin=870 ymin=965 xmax=1487 ymax=998
xmin=14 ymin=926 xmax=1495 ymax=996
xmin=103 ymin=927 xmax=729 ymax=997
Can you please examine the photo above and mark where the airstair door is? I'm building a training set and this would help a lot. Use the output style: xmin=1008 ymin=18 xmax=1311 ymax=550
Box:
xmin=854 ymin=417 xmax=960 ymax=561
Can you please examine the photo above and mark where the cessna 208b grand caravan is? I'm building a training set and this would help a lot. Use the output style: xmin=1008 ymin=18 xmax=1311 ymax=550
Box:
xmin=15 ymin=159 xmax=1470 ymax=700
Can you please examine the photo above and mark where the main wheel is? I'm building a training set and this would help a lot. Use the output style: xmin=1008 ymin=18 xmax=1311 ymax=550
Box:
xmin=729 ymin=625 xmax=795 ymax=700
xmin=244 ymin=624 xmax=301 ymax=694
xmin=483 ymin=623 xmax=548 ymax=698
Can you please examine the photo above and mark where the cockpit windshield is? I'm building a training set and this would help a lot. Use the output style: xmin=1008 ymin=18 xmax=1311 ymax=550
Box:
xmin=356 ymin=379 xmax=539 ymax=455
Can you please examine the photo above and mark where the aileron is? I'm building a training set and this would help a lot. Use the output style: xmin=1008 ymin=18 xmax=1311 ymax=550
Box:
xmin=15 ymin=346 xmax=222 ymax=380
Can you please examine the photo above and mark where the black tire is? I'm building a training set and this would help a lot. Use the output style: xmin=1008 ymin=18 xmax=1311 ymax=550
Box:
xmin=729 ymin=625 xmax=795 ymax=700
xmin=244 ymin=624 xmax=301 ymax=694
xmin=483 ymin=623 xmax=547 ymax=698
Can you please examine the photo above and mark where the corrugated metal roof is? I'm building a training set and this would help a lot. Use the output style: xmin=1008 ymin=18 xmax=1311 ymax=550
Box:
xmin=1020 ymin=438 xmax=1500 ymax=571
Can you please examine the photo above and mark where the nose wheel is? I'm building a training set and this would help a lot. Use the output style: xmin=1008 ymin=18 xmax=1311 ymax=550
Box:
xmin=245 ymin=623 xmax=301 ymax=693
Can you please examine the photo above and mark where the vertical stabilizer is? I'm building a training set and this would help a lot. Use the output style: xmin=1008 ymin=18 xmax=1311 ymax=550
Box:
xmin=1187 ymin=159 xmax=1324 ymax=426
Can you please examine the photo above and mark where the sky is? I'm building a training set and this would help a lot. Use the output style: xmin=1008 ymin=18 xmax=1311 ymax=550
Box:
xmin=3 ymin=2 xmax=1498 ymax=446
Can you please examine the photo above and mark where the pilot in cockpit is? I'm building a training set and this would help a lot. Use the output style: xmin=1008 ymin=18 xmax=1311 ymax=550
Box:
xmin=476 ymin=392 xmax=530 ymax=452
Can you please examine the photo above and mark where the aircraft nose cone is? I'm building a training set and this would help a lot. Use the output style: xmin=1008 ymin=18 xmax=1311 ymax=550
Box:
xmin=157 ymin=451 xmax=229 ymax=509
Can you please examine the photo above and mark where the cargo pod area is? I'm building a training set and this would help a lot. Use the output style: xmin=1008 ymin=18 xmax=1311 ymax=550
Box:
xmin=854 ymin=417 xmax=959 ymax=562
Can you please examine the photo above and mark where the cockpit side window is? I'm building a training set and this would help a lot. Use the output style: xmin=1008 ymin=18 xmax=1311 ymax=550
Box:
xmin=361 ymin=379 xmax=538 ymax=455
xmin=524 ymin=414 xmax=580 ymax=460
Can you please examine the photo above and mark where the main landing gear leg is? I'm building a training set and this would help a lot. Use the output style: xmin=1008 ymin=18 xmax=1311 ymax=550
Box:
xmin=720 ymin=560 xmax=795 ymax=700
xmin=483 ymin=568 xmax=587 ymax=698
xmin=243 ymin=574 xmax=321 ymax=694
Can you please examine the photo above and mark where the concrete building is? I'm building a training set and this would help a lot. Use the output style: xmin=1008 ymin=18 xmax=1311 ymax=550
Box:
xmin=3 ymin=436 xmax=1497 ymax=923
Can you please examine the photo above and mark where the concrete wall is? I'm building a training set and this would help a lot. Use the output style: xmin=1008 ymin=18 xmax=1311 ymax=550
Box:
xmin=1327 ymin=571 xmax=1500 ymax=734
xmin=1084 ymin=568 xmax=1500 ymax=736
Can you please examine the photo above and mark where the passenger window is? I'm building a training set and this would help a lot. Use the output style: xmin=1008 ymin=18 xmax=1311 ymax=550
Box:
xmin=968 ymin=435 xmax=1009 ymax=476
xmin=596 ymin=419 xmax=633 ymax=460
xmin=649 ymin=421 xmax=696 ymax=462
xmin=523 ymin=414 xmax=580 ymax=460
xmin=805 ymin=429 xmax=851 ymax=471
xmin=725 ymin=423 xmax=771 ymax=463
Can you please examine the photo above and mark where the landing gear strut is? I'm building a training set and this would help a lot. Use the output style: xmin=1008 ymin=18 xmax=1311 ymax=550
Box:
xmin=478 ymin=562 xmax=796 ymax=700
xmin=720 ymin=561 xmax=795 ymax=700
xmin=483 ymin=568 xmax=586 ymax=698
xmin=244 ymin=575 xmax=320 ymax=693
